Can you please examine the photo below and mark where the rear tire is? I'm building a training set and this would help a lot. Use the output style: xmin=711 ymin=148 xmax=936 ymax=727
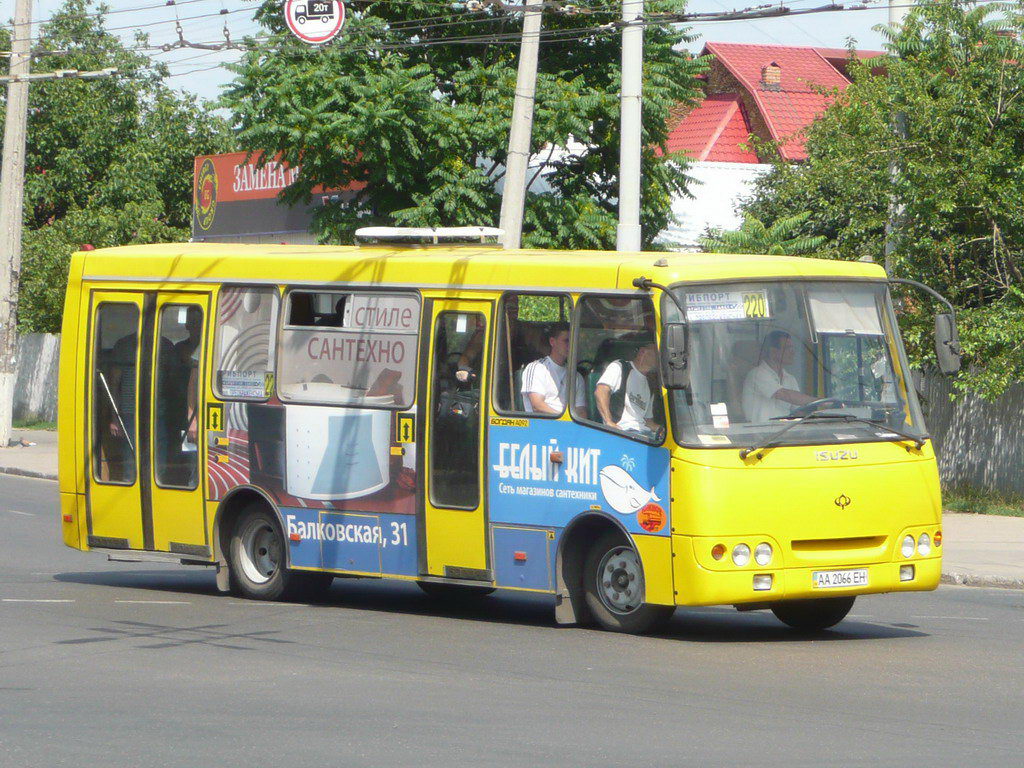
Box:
xmin=582 ymin=531 xmax=673 ymax=634
xmin=770 ymin=596 xmax=855 ymax=631
xmin=416 ymin=581 xmax=495 ymax=600
xmin=228 ymin=506 xmax=332 ymax=601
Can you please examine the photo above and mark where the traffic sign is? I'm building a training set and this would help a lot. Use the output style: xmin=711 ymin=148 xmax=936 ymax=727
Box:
xmin=284 ymin=0 xmax=345 ymax=45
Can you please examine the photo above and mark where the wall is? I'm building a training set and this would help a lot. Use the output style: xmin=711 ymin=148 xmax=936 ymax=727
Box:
xmin=922 ymin=371 xmax=1024 ymax=495
xmin=14 ymin=333 xmax=59 ymax=423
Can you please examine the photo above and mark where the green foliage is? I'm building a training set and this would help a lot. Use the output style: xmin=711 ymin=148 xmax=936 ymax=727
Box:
xmin=221 ymin=0 xmax=706 ymax=249
xmin=943 ymin=484 xmax=1024 ymax=517
xmin=741 ymin=0 xmax=1024 ymax=399
xmin=3 ymin=0 xmax=231 ymax=332
xmin=699 ymin=212 xmax=826 ymax=255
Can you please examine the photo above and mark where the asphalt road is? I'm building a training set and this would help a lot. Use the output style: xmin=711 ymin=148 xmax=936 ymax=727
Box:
xmin=1 ymin=474 xmax=1022 ymax=768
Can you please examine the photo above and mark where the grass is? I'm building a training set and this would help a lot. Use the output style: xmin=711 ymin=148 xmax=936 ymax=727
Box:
xmin=943 ymin=486 xmax=1024 ymax=518
xmin=13 ymin=419 xmax=56 ymax=431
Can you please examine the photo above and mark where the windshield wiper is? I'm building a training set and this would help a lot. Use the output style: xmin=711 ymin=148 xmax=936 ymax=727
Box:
xmin=738 ymin=413 xmax=926 ymax=461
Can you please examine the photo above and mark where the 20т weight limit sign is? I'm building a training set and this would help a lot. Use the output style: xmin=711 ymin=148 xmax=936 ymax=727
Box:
xmin=284 ymin=0 xmax=345 ymax=45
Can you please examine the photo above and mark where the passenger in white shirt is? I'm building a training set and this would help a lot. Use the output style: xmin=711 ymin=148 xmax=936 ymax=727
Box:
xmin=741 ymin=330 xmax=816 ymax=422
xmin=594 ymin=340 xmax=660 ymax=434
xmin=521 ymin=324 xmax=586 ymax=416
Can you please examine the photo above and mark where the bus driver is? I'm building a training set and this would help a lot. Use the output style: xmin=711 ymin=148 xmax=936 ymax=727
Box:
xmin=741 ymin=330 xmax=816 ymax=422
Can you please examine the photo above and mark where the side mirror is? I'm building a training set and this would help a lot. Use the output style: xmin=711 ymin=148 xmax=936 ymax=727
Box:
xmin=934 ymin=313 xmax=962 ymax=375
xmin=661 ymin=322 xmax=689 ymax=389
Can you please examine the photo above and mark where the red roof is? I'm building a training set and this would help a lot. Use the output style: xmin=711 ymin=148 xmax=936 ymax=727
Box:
xmin=665 ymin=94 xmax=758 ymax=163
xmin=668 ymin=42 xmax=883 ymax=163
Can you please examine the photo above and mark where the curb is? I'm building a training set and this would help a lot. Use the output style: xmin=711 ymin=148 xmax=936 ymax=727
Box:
xmin=0 ymin=465 xmax=58 ymax=481
xmin=941 ymin=571 xmax=1024 ymax=590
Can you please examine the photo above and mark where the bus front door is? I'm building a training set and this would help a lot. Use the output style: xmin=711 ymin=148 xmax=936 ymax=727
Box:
xmin=86 ymin=290 xmax=210 ymax=556
xmin=421 ymin=300 xmax=492 ymax=580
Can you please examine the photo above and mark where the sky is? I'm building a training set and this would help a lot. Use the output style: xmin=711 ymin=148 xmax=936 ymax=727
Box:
xmin=3 ymin=0 xmax=898 ymax=103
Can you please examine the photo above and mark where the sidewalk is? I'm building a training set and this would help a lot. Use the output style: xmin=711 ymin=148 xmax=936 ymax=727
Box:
xmin=0 ymin=428 xmax=58 ymax=480
xmin=3 ymin=431 xmax=1023 ymax=589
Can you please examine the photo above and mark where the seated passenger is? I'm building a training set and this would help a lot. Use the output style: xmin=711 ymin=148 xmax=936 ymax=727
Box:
xmin=521 ymin=323 xmax=586 ymax=416
xmin=741 ymin=330 xmax=815 ymax=422
xmin=594 ymin=336 xmax=659 ymax=434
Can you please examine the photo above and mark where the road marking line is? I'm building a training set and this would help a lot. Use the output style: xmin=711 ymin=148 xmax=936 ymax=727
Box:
xmin=7 ymin=510 xmax=34 ymax=516
xmin=910 ymin=615 xmax=989 ymax=621
xmin=2 ymin=598 xmax=75 ymax=603
xmin=114 ymin=600 xmax=191 ymax=605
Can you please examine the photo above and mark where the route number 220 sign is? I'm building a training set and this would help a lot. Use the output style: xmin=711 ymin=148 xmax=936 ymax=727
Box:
xmin=284 ymin=0 xmax=345 ymax=45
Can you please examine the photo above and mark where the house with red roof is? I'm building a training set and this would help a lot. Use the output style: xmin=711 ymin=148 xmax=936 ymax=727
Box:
xmin=661 ymin=42 xmax=882 ymax=247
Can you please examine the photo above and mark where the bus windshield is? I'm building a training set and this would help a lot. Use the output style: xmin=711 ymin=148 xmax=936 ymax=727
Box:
xmin=664 ymin=280 xmax=926 ymax=448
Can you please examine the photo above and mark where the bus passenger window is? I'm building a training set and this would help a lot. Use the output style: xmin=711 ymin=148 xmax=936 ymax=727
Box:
xmin=214 ymin=286 xmax=279 ymax=400
xmin=572 ymin=295 xmax=664 ymax=441
xmin=431 ymin=312 xmax=484 ymax=508
xmin=492 ymin=293 xmax=574 ymax=415
xmin=92 ymin=303 xmax=140 ymax=484
xmin=154 ymin=305 xmax=203 ymax=489
xmin=278 ymin=290 xmax=419 ymax=408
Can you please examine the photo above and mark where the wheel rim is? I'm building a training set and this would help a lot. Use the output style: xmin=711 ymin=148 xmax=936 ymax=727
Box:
xmin=596 ymin=546 xmax=644 ymax=615
xmin=238 ymin=519 xmax=281 ymax=585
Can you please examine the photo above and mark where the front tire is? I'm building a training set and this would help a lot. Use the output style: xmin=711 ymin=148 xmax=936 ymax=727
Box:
xmin=771 ymin=596 xmax=855 ymax=631
xmin=228 ymin=506 xmax=332 ymax=601
xmin=582 ymin=531 xmax=673 ymax=634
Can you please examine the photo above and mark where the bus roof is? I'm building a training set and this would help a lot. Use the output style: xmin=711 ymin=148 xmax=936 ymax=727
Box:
xmin=75 ymin=242 xmax=887 ymax=291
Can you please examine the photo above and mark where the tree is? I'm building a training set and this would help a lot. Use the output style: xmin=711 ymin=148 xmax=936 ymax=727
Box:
xmin=1 ymin=0 xmax=231 ymax=333
xmin=221 ymin=0 xmax=706 ymax=249
xmin=740 ymin=0 xmax=1024 ymax=398
xmin=699 ymin=212 xmax=826 ymax=255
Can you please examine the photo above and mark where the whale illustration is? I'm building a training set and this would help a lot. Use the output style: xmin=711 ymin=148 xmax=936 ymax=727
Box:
xmin=599 ymin=465 xmax=660 ymax=515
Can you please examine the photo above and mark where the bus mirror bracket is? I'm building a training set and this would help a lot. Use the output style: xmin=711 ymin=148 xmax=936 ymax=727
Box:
xmin=632 ymin=276 xmax=690 ymax=389
xmin=888 ymin=278 xmax=962 ymax=377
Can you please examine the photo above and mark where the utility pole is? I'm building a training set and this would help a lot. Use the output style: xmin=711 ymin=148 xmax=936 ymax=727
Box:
xmin=0 ymin=0 xmax=32 ymax=450
xmin=616 ymin=0 xmax=643 ymax=252
xmin=498 ymin=1 xmax=543 ymax=251
xmin=883 ymin=0 xmax=911 ymax=274
xmin=0 ymin=0 xmax=117 ymax=449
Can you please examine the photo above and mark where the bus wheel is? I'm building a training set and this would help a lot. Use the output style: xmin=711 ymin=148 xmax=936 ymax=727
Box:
xmin=229 ymin=507 xmax=332 ymax=601
xmin=416 ymin=581 xmax=495 ymax=600
xmin=770 ymin=596 xmax=855 ymax=631
xmin=582 ymin=531 xmax=673 ymax=634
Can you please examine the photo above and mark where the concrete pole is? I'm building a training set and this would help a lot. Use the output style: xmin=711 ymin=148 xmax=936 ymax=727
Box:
xmin=498 ymin=3 xmax=543 ymax=251
xmin=0 ymin=0 xmax=33 ymax=449
xmin=616 ymin=0 xmax=643 ymax=252
xmin=882 ymin=0 xmax=910 ymax=273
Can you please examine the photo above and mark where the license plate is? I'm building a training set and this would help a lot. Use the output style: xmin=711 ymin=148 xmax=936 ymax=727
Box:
xmin=812 ymin=568 xmax=868 ymax=589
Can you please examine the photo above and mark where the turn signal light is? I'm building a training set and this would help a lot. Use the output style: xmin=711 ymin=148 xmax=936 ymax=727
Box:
xmin=711 ymin=544 xmax=726 ymax=560
xmin=62 ymin=514 xmax=73 ymax=523
xmin=513 ymin=551 xmax=528 ymax=562
xmin=289 ymin=533 xmax=301 ymax=542
xmin=934 ymin=530 xmax=942 ymax=547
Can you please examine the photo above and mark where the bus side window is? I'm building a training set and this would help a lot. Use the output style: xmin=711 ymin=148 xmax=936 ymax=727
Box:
xmin=572 ymin=295 xmax=664 ymax=441
xmin=278 ymin=290 xmax=419 ymax=408
xmin=493 ymin=293 xmax=573 ymax=416
xmin=214 ymin=286 xmax=279 ymax=400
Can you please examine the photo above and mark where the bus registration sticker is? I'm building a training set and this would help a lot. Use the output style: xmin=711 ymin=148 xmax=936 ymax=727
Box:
xmin=812 ymin=568 xmax=868 ymax=589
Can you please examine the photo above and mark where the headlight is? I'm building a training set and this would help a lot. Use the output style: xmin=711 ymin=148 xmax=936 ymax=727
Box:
xmin=901 ymin=535 xmax=916 ymax=558
xmin=732 ymin=544 xmax=751 ymax=567
xmin=754 ymin=542 xmax=773 ymax=566
xmin=917 ymin=533 xmax=931 ymax=556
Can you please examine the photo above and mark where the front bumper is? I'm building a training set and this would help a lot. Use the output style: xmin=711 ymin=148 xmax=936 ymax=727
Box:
xmin=672 ymin=535 xmax=941 ymax=606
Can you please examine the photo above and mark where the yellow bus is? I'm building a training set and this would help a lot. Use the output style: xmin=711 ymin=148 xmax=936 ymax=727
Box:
xmin=57 ymin=230 xmax=961 ymax=633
